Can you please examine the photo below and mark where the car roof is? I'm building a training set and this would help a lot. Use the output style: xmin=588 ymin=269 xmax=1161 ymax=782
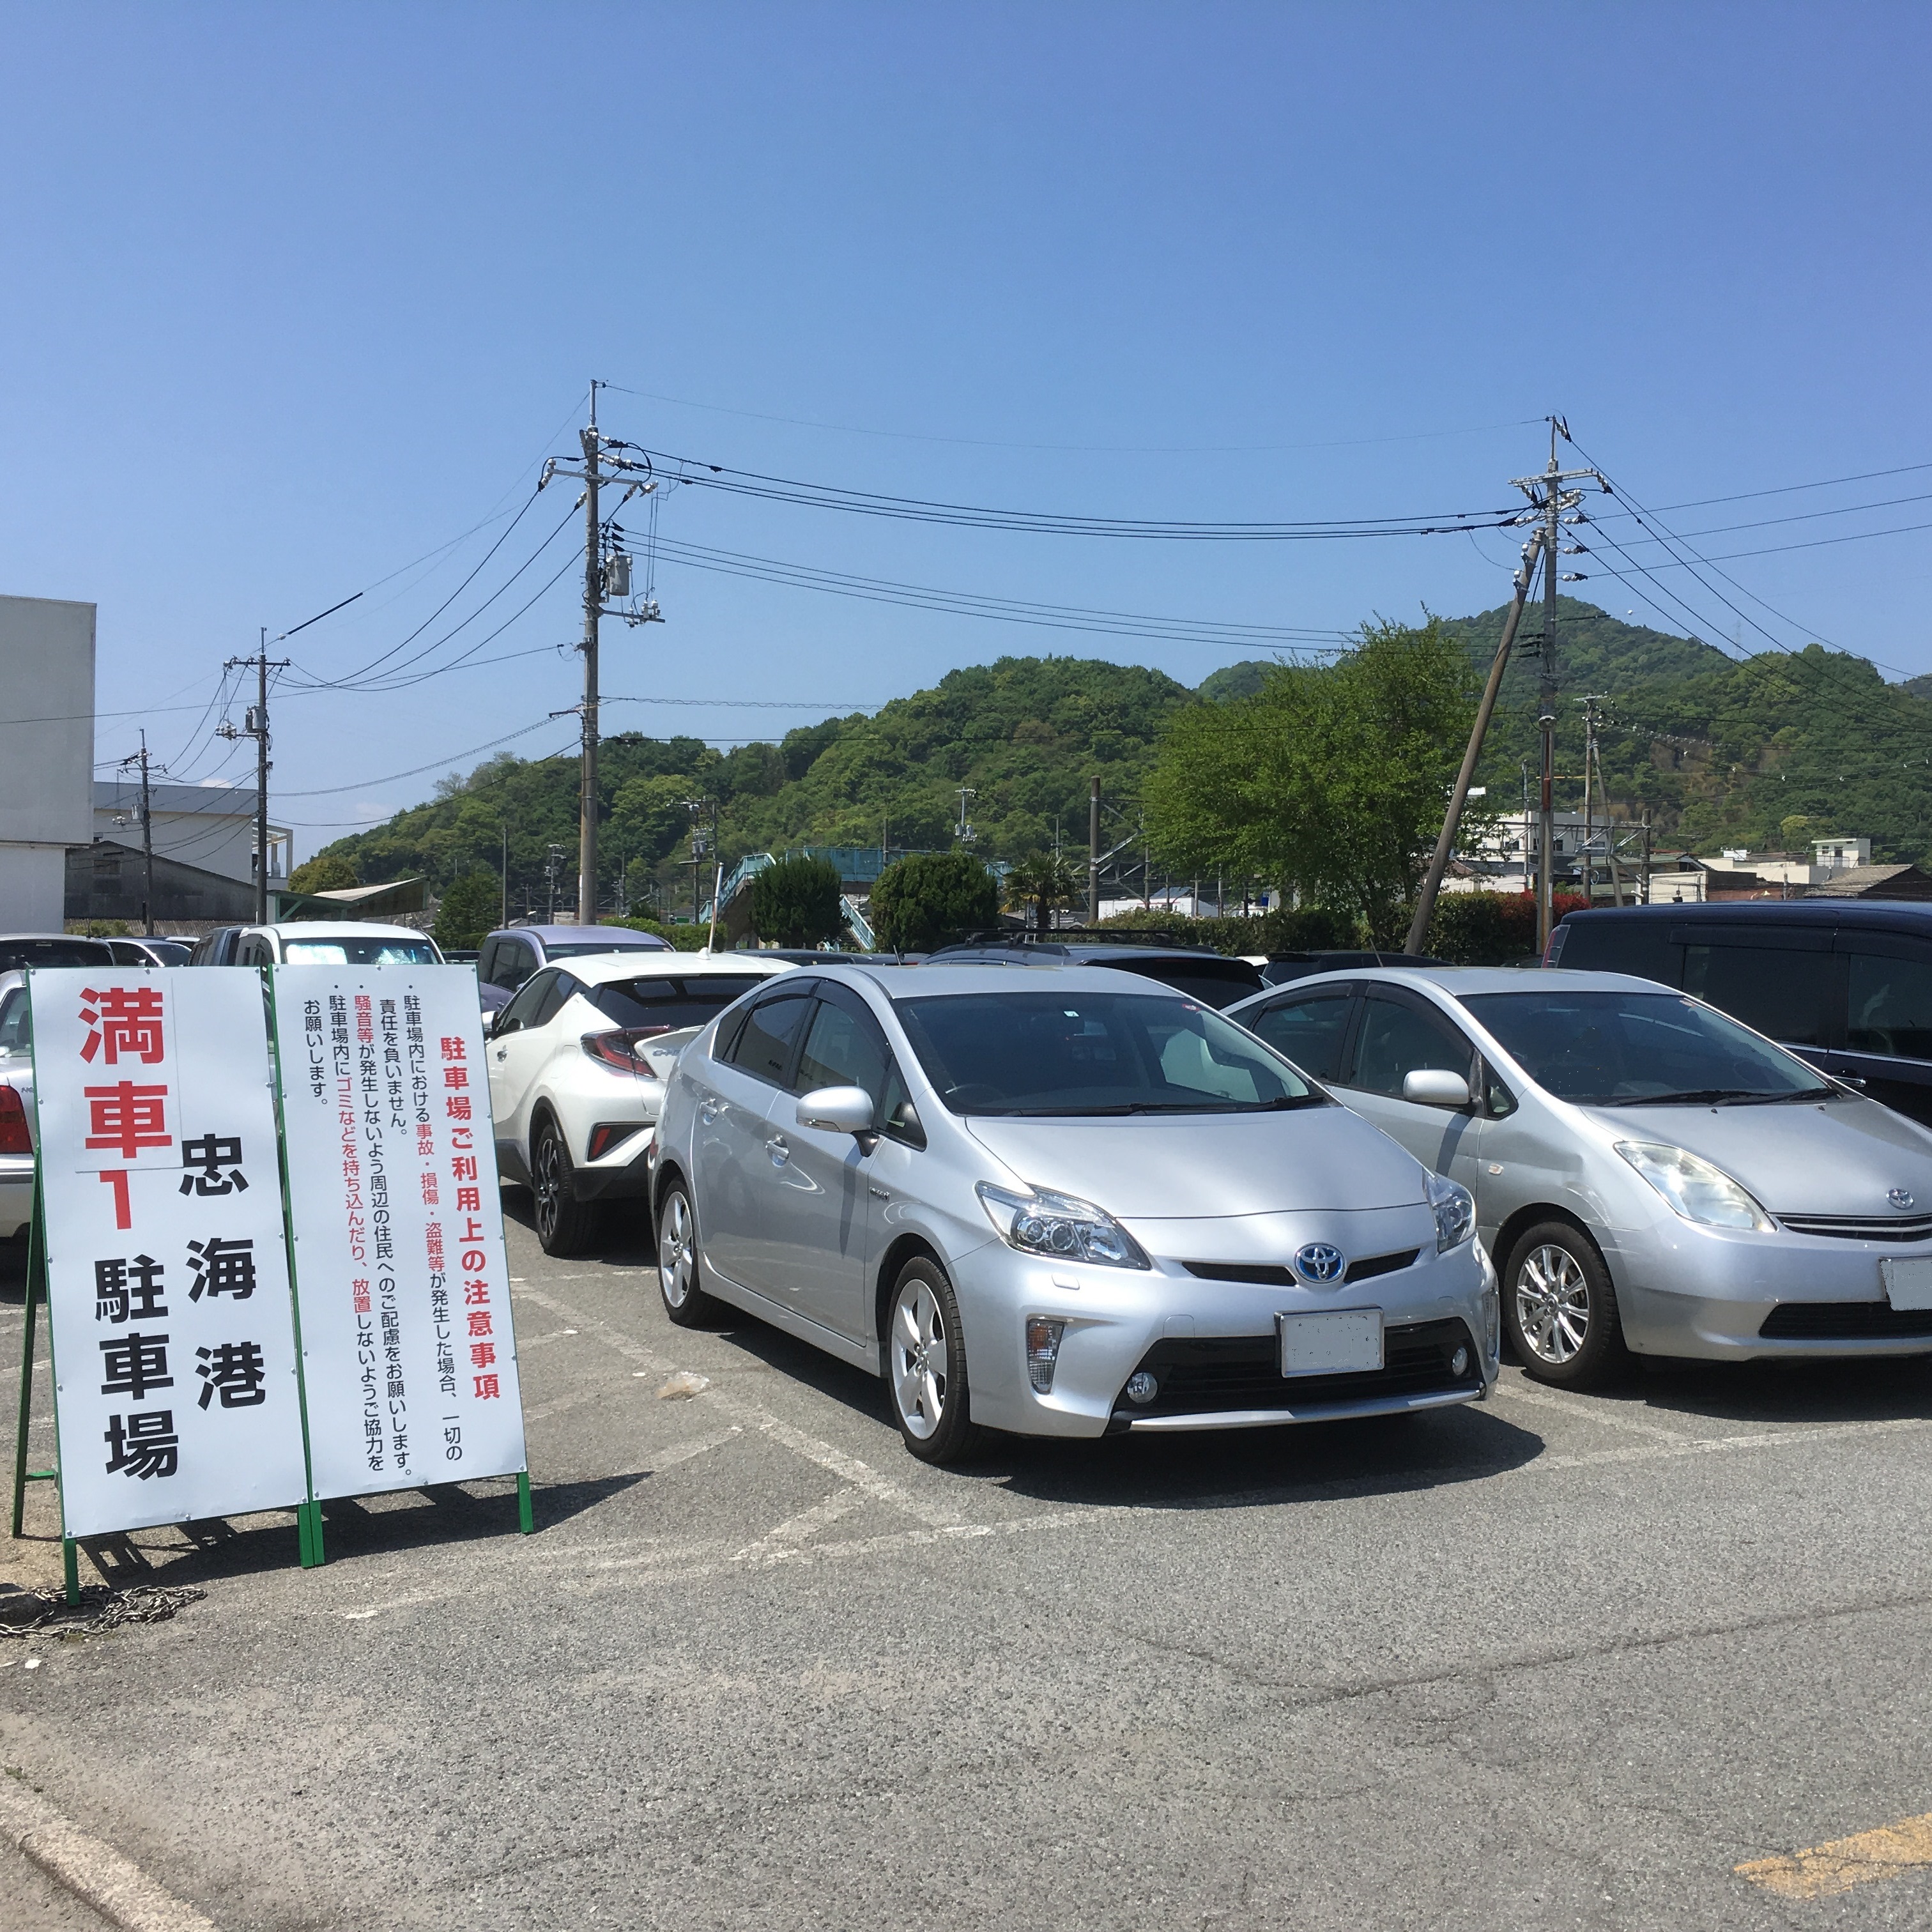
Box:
xmin=834 ymin=960 xmax=1212 ymax=1000
xmin=492 ymin=924 xmax=672 ymax=944
xmin=1560 ymin=900 xmax=1932 ymax=930
xmin=0 ymin=932 xmax=109 ymax=944
xmin=1229 ymin=963 xmax=1681 ymax=1007
xmin=555 ymin=951 xmax=797 ymax=988
xmin=930 ymin=938 xmax=1230 ymax=963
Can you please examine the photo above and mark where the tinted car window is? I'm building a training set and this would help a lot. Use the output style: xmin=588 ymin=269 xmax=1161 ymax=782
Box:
xmin=1682 ymin=942 xmax=1838 ymax=1046
xmin=797 ymin=997 xmax=889 ymax=1095
xmin=0 ymin=938 xmax=114 ymax=971
xmin=589 ymin=974 xmax=770 ymax=1030
xmin=489 ymin=939 xmax=536 ymax=990
xmin=1246 ymin=990 xmax=1353 ymax=1080
xmin=496 ymin=967 xmax=558 ymax=1034
xmin=146 ymin=941 xmax=191 ymax=967
xmin=532 ymin=972 xmax=579 ymax=1029
xmin=1462 ymin=990 xmax=1832 ymax=1105
xmin=0 ymin=988 xmax=29 ymax=1055
xmin=730 ymin=991 xmax=815 ymax=1085
xmin=1551 ymin=918 xmax=1679 ymax=985
xmin=1847 ymin=951 xmax=1932 ymax=1061
xmin=1347 ymin=993 xmax=1473 ymax=1097
xmin=1103 ymin=957 xmax=1265 ymax=1009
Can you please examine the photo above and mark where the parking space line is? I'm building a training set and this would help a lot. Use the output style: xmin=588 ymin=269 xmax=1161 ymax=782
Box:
xmin=1535 ymin=1414 xmax=1932 ymax=1473
xmin=1737 ymin=1810 xmax=1932 ymax=1898
xmin=739 ymin=1486 xmax=868 ymax=1556
xmin=0 ymin=1768 xmax=218 ymax=1931
xmin=1492 ymin=1379 xmax=1699 ymax=1441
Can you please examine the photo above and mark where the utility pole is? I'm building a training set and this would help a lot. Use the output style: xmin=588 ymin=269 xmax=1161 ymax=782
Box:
xmin=219 ymin=633 xmax=289 ymax=924
xmin=1405 ymin=532 xmax=1544 ymax=954
xmin=954 ymin=787 xmax=976 ymax=846
xmin=1087 ymin=777 xmax=1100 ymax=926
xmin=535 ymin=381 xmax=660 ymax=931
xmin=684 ymin=798 xmax=716 ymax=927
xmin=118 ymin=734 xmax=157 ymax=936
xmin=544 ymin=843 xmax=564 ymax=922
xmin=500 ymin=822 xmax=510 ymax=928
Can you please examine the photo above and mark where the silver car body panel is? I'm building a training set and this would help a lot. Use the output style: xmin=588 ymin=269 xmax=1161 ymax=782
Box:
xmin=0 ymin=970 xmax=36 ymax=1239
xmin=1228 ymin=965 xmax=1932 ymax=1361
xmin=657 ymin=963 xmax=1497 ymax=1439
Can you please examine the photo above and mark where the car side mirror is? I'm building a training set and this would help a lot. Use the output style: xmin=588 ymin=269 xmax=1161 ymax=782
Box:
xmin=1402 ymin=1068 xmax=1471 ymax=1109
xmin=797 ymin=1085 xmax=875 ymax=1136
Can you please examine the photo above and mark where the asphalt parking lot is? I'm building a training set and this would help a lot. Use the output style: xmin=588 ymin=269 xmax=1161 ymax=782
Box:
xmin=6 ymin=1209 xmax=1932 ymax=1931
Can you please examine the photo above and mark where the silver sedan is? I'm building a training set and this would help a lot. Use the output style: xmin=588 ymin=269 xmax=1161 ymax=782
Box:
xmin=1228 ymin=966 xmax=1932 ymax=1387
xmin=651 ymin=962 xmax=1496 ymax=1462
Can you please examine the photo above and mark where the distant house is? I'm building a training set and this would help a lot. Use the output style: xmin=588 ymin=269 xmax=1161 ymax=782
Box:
xmin=68 ymin=781 xmax=292 ymax=927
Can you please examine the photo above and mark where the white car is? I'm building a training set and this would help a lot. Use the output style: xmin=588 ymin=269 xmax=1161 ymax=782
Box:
xmin=228 ymin=922 xmax=444 ymax=966
xmin=487 ymin=950 xmax=795 ymax=1254
xmin=0 ymin=971 xmax=34 ymax=1240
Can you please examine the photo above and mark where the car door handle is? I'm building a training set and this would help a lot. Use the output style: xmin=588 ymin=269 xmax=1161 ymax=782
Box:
xmin=765 ymin=1135 xmax=789 ymax=1167
xmin=494 ymin=1047 xmax=507 ymax=1061
xmin=698 ymin=1098 xmax=720 ymax=1123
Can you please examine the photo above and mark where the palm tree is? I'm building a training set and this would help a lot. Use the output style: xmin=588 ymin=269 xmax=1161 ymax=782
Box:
xmin=1002 ymin=850 xmax=1082 ymax=934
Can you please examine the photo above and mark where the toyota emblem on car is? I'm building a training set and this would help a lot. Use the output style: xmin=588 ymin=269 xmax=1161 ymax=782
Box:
xmin=1890 ymin=1188 xmax=1916 ymax=1209
xmin=1294 ymin=1242 xmax=1347 ymax=1284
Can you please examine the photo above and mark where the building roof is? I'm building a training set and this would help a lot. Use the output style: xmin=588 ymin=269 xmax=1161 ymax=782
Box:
xmin=1805 ymin=863 xmax=1932 ymax=900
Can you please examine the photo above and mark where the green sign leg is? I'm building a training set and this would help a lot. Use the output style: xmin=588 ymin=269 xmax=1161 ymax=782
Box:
xmin=297 ymin=1499 xmax=326 ymax=1568
xmin=517 ymin=1470 xmax=533 ymax=1535
xmin=62 ymin=1537 xmax=79 ymax=1607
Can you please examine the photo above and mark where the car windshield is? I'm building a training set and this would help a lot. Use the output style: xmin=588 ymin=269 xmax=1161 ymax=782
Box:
xmin=0 ymin=939 xmax=112 ymax=970
xmin=282 ymin=939 xmax=442 ymax=965
xmin=541 ymin=939 xmax=670 ymax=958
xmin=588 ymin=974 xmax=770 ymax=1029
xmin=146 ymin=942 xmax=192 ymax=967
xmin=1461 ymin=990 xmax=1838 ymax=1106
xmin=0 ymin=988 xmax=29 ymax=1057
xmin=896 ymin=990 xmax=1325 ymax=1115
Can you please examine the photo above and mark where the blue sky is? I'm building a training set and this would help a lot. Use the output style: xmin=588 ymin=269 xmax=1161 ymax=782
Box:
xmin=3 ymin=3 xmax=1928 ymax=856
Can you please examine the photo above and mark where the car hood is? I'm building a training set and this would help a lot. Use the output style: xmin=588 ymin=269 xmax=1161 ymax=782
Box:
xmin=1575 ymin=1094 xmax=1932 ymax=1216
xmin=962 ymin=1106 xmax=1425 ymax=1218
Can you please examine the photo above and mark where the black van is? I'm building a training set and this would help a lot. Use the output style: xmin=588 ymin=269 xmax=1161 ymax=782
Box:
xmin=1549 ymin=901 xmax=1932 ymax=1126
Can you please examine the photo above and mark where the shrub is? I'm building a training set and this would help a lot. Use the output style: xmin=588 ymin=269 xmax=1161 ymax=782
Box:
xmin=871 ymin=852 xmax=1000 ymax=953
xmin=1423 ymin=891 xmax=1590 ymax=965
xmin=432 ymin=870 xmax=502 ymax=953
xmin=749 ymin=853 xmax=845 ymax=948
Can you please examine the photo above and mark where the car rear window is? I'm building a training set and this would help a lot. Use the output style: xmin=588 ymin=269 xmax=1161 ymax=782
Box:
xmin=282 ymin=939 xmax=442 ymax=965
xmin=588 ymin=974 xmax=769 ymax=1029
xmin=0 ymin=988 xmax=29 ymax=1055
xmin=540 ymin=937 xmax=673 ymax=958
xmin=0 ymin=939 xmax=114 ymax=970
xmin=1100 ymin=957 xmax=1265 ymax=1009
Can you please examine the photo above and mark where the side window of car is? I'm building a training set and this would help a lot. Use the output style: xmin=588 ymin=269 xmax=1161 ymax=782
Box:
xmin=1682 ymin=941 xmax=1840 ymax=1046
xmin=496 ymin=967 xmax=558 ymax=1035
xmin=728 ymin=991 xmax=816 ymax=1086
xmin=477 ymin=939 xmax=500 ymax=986
xmin=531 ymin=972 xmax=579 ymax=1030
xmin=1846 ymin=949 xmax=1932 ymax=1061
xmin=487 ymin=939 xmax=528 ymax=991
xmin=1346 ymin=993 xmax=1475 ymax=1098
xmin=1246 ymin=990 xmax=1354 ymax=1081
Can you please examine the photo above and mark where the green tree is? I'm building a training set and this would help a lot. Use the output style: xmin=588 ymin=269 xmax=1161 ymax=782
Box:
xmin=288 ymin=854 xmax=357 ymax=894
xmin=749 ymin=853 xmax=845 ymax=948
xmin=1146 ymin=618 xmax=1476 ymax=946
xmin=433 ymin=869 xmax=502 ymax=951
xmin=1002 ymin=849 xmax=1082 ymax=933
xmin=870 ymin=852 xmax=1000 ymax=953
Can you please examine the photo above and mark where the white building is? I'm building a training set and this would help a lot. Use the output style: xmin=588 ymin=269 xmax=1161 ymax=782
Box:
xmin=91 ymin=779 xmax=289 ymax=889
xmin=0 ymin=595 xmax=95 ymax=929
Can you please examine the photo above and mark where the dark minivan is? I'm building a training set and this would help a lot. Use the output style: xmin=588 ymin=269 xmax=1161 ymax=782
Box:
xmin=1550 ymin=901 xmax=1932 ymax=1126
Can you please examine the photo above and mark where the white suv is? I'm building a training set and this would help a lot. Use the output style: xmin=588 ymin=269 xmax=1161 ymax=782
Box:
xmin=230 ymin=922 xmax=443 ymax=966
xmin=487 ymin=950 xmax=793 ymax=1254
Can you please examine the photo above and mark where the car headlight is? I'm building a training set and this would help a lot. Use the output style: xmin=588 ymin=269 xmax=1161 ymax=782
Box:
xmin=1427 ymin=1172 xmax=1475 ymax=1252
xmin=1614 ymin=1140 xmax=1774 ymax=1232
xmin=976 ymin=1183 xmax=1149 ymax=1269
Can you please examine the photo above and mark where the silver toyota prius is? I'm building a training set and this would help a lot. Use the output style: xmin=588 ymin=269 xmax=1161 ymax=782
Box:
xmin=650 ymin=962 xmax=1497 ymax=1462
xmin=1227 ymin=966 xmax=1932 ymax=1388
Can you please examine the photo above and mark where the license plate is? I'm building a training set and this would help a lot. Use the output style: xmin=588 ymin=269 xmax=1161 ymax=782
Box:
xmin=1882 ymin=1257 xmax=1932 ymax=1312
xmin=1277 ymin=1309 xmax=1383 ymax=1376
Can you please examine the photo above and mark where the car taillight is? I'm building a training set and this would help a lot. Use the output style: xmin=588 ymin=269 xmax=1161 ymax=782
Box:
xmin=0 ymin=1086 xmax=30 ymax=1156
xmin=586 ymin=1123 xmax=644 ymax=1160
xmin=581 ymin=1027 xmax=669 ymax=1075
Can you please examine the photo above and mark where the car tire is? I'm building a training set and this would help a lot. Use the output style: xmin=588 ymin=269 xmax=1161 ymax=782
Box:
xmin=656 ymin=1178 xmax=722 ymax=1327
xmin=884 ymin=1255 xmax=979 ymax=1464
xmin=1502 ymin=1219 xmax=1631 ymax=1390
xmin=531 ymin=1114 xmax=599 ymax=1258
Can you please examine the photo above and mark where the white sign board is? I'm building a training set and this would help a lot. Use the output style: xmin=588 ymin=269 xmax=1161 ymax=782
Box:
xmin=29 ymin=968 xmax=309 ymax=1538
xmin=270 ymin=965 xmax=525 ymax=1499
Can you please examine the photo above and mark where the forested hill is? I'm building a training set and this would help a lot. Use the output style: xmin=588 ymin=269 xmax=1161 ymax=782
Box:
xmin=318 ymin=605 xmax=1932 ymax=910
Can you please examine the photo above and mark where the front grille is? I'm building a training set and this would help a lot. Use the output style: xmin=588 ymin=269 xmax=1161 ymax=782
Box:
xmin=1113 ymin=1317 xmax=1479 ymax=1420
xmin=1183 ymin=1247 xmax=1421 ymax=1290
xmin=1759 ymin=1301 xmax=1932 ymax=1340
xmin=1775 ymin=1213 xmax=1932 ymax=1243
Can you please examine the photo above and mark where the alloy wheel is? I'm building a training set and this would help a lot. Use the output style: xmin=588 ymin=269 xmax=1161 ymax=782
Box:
xmin=533 ymin=1128 xmax=562 ymax=1245
xmin=659 ymin=1190 xmax=694 ymax=1309
xmin=889 ymin=1276 xmax=949 ymax=1440
xmin=1515 ymin=1243 xmax=1590 ymax=1365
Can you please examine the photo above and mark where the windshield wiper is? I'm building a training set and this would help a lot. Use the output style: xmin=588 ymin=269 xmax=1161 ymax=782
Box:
xmin=1597 ymin=1087 xmax=1759 ymax=1107
xmin=1713 ymin=1087 xmax=1838 ymax=1106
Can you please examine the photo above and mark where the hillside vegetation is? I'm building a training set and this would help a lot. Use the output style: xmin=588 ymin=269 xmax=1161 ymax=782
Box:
xmin=318 ymin=603 xmax=1932 ymax=913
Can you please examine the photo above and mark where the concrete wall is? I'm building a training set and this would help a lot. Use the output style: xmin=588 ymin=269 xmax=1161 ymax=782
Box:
xmin=0 ymin=594 xmax=95 ymax=928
